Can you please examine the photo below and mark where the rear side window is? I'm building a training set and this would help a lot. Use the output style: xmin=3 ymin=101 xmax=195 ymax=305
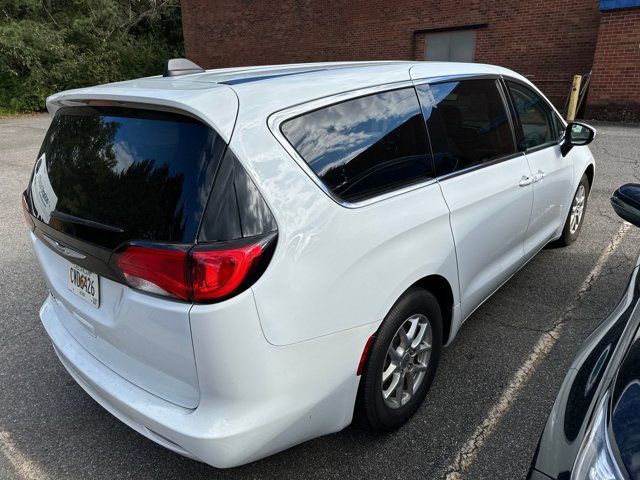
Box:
xmin=29 ymin=106 xmax=226 ymax=248
xmin=506 ymin=81 xmax=557 ymax=150
xmin=281 ymin=88 xmax=433 ymax=203
xmin=415 ymin=79 xmax=516 ymax=177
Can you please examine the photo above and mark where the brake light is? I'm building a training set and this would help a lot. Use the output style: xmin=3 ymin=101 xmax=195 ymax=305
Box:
xmin=115 ymin=236 xmax=273 ymax=303
xmin=189 ymin=244 xmax=263 ymax=301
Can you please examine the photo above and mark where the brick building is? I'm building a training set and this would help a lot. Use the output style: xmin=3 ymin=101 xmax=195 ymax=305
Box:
xmin=181 ymin=0 xmax=640 ymax=121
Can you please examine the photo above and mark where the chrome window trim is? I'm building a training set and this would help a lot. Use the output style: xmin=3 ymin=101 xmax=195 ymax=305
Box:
xmin=267 ymin=80 xmax=438 ymax=209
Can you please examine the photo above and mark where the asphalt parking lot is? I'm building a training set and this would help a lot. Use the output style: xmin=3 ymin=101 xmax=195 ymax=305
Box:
xmin=1 ymin=114 xmax=640 ymax=480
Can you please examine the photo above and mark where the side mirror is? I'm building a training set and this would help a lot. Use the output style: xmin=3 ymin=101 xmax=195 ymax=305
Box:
xmin=611 ymin=184 xmax=640 ymax=228
xmin=561 ymin=122 xmax=597 ymax=157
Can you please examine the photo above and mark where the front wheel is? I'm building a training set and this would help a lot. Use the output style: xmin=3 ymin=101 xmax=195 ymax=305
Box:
xmin=555 ymin=173 xmax=590 ymax=247
xmin=355 ymin=288 xmax=442 ymax=432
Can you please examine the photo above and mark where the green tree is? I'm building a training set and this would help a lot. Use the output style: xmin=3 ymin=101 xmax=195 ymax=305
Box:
xmin=0 ymin=0 xmax=183 ymax=113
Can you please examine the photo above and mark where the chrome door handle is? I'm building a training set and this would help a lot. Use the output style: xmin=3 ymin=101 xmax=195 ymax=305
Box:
xmin=533 ymin=170 xmax=546 ymax=183
xmin=519 ymin=176 xmax=534 ymax=187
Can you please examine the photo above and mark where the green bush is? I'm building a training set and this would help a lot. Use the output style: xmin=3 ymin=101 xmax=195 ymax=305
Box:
xmin=0 ymin=0 xmax=184 ymax=114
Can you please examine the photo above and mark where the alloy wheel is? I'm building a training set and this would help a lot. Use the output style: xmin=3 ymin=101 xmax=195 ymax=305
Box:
xmin=569 ymin=184 xmax=586 ymax=235
xmin=381 ymin=314 xmax=433 ymax=409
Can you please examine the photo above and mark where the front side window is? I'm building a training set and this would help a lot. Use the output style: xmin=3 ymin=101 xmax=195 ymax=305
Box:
xmin=416 ymin=79 xmax=516 ymax=177
xmin=507 ymin=81 xmax=556 ymax=150
xmin=281 ymin=88 xmax=433 ymax=203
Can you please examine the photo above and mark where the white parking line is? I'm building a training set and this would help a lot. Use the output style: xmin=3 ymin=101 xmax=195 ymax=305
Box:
xmin=0 ymin=431 xmax=49 ymax=480
xmin=444 ymin=222 xmax=632 ymax=480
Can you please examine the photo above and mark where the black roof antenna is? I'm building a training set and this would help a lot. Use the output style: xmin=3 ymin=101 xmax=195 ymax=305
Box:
xmin=163 ymin=58 xmax=205 ymax=77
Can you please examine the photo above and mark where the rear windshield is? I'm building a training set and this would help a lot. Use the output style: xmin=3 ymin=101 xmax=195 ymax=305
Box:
xmin=29 ymin=106 xmax=225 ymax=247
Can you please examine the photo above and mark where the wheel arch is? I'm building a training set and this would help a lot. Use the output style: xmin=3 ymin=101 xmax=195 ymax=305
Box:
xmin=354 ymin=273 xmax=453 ymax=429
xmin=366 ymin=273 xmax=456 ymax=352
xmin=411 ymin=274 xmax=455 ymax=345
xmin=585 ymin=163 xmax=595 ymax=189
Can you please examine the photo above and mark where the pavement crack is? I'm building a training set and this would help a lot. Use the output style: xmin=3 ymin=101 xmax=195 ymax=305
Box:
xmin=546 ymin=221 xmax=636 ymax=337
xmin=442 ymin=221 xmax=632 ymax=480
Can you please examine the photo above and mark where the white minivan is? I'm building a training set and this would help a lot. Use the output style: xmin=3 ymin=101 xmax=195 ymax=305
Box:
xmin=23 ymin=60 xmax=596 ymax=468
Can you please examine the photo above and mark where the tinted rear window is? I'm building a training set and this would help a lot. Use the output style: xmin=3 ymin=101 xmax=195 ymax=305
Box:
xmin=30 ymin=107 xmax=225 ymax=247
xmin=281 ymin=88 xmax=433 ymax=203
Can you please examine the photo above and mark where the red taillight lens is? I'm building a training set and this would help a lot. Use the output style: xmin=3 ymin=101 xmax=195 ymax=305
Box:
xmin=188 ymin=244 xmax=263 ymax=301
xmin=114 ymin=236 xmax=273 ymax=303
xmin=116 ymin=245 xmax=190 ymax=300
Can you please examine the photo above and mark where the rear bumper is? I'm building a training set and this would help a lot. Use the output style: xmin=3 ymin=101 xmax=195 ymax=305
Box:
xmin=40 ymin=291 xmax=376 ymax=468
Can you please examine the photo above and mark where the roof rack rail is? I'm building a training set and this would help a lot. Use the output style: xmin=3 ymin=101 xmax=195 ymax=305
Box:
xmin=162 ymin=58 xmax=205 ymax=77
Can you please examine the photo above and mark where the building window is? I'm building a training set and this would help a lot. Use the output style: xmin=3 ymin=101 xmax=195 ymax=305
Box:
xmin=425 ymin=30 xmax=476 ymax=62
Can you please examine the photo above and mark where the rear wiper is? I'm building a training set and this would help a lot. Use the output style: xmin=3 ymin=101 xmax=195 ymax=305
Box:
xmin=50 ymin=211 xmax=125 ymax=233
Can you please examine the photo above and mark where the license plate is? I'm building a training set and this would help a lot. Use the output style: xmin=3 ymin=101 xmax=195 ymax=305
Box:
xmin=67 ymin=263 xmax=100 ymax=308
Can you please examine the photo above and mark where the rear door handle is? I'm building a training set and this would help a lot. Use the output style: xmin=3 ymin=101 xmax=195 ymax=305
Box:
xmin=519 ymin=176 xmax=534 ymax=187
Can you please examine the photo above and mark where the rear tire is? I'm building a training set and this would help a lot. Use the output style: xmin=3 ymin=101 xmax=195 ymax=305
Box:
xmin=555 ymin=173 xmax=590 ymax=247
xmin=355 ymin=288 xmax=442 ymax=432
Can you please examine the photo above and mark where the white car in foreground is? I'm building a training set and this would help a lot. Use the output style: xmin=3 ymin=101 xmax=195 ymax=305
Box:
xmin=23 ymin=60 xmax=596 ymax=468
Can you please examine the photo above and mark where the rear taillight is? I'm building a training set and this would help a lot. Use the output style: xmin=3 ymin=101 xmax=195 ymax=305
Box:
xmin=189 ymin=244 xmax=263 ymax=301
xmin=114 ymin=234 xmax=275 ymax=303
xmin=116 ymin=244 xmax=190 ymax=299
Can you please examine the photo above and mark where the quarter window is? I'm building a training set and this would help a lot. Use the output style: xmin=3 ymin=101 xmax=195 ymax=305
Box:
xmin=506 ymin=81 xmax=556 ymax=150
xmin=415 ymin=79 xmax=516 ymax=177
xmin=281 ymin=88 xmax=433 ymax=203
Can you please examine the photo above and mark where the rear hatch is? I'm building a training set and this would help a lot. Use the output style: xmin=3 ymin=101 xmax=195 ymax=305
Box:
xmin=26 ymin=103 xmax=230 ymax=408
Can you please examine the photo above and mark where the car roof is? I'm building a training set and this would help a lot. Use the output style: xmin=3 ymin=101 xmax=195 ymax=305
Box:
xmin=190 ymin=60 xmax=514 ymax=85
xmin=193 ymin=61 xmax=413 ymax=84
xmin=208 ymin=61 xmax=526 ymax=117
xmin=196 ymin=61 xmax=514 ymax=102
xmin=197 ymin=60 xmax=525 ymax=114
